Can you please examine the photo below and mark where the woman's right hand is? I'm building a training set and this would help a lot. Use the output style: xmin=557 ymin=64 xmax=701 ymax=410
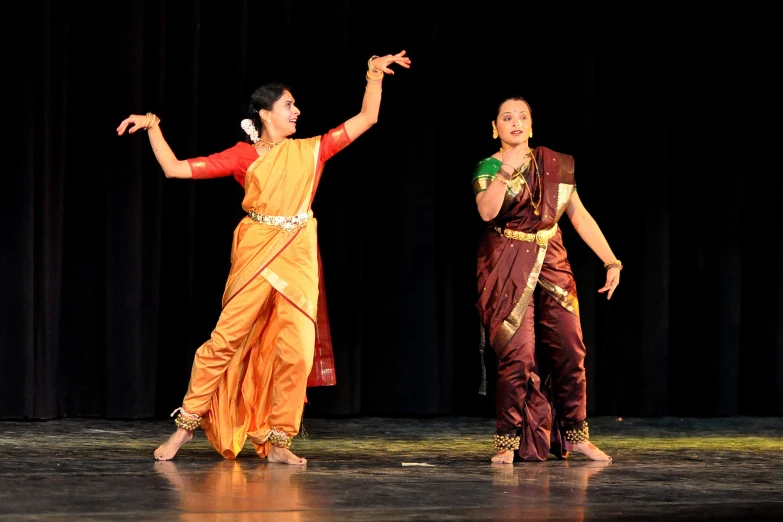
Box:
xmin=369 ymin=50 xmax=411 ymax=75
xmin=116 ymin=113 xmax=158 ymax=135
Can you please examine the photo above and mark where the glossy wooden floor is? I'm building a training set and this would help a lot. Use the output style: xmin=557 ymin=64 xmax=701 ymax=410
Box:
xmin=0 ymin=416 xmax=781 ymax=521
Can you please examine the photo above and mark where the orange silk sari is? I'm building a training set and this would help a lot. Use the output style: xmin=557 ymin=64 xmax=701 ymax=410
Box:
xmin=184 ymin=126 xmax=350 ymax=458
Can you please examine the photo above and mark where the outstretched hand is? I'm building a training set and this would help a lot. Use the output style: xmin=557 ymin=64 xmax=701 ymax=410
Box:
xmin=597 ymin=268 xmax=621 ymax=300
xmin=117 ymin=114 xmax=156 ymax=136
xmin=369 ymin=50 xmax=411 ymax=74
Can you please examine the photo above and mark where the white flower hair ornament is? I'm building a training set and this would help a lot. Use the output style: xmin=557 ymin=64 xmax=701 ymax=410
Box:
xmin=240 ymin=119 xmax=259 ymax=143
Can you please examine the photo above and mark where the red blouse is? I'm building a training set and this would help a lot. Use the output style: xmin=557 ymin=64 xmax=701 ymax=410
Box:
xmin=187 ymin=123 xmax=352 ymax=188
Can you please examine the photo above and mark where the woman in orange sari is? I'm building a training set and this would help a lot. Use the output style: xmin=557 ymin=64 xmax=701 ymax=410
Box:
xmin=117 ymin=51 xmax=411 ymax=465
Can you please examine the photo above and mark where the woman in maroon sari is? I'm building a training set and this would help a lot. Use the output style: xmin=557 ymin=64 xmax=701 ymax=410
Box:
xmin=472 ymin=96 xmax=621 ymax=464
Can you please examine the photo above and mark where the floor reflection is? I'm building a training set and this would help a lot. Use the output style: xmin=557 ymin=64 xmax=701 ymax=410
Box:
xmin=1 ymin=416 xmax=780 ymax=521
xmin=489 ymin=460 xmax=611 ymax=521
xmin=155 ymin=459 xmax=324 ymax=522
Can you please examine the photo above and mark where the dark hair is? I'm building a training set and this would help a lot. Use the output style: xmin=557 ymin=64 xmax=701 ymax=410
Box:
xmin=494 ymin=96 xmax=532 ymax=121
xmin=242 ymin=82 xmax=291 ymax=144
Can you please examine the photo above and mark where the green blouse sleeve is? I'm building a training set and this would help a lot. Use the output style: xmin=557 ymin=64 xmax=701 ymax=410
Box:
xmin=471 ymin=157 xmax=502 ymax=196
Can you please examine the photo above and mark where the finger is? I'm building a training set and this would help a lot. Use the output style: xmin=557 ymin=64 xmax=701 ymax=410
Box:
xmin=607 ymin=288 xmax=614 ymax=300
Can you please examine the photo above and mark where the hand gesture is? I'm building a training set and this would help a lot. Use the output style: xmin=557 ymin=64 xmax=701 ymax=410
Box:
xmin=117 ymin=113 xmax=159 ymax=136
xmin=369 ymin=50 xmax=411 ymax=75
xmin=597 ymin=267 xmax=621 ymax=300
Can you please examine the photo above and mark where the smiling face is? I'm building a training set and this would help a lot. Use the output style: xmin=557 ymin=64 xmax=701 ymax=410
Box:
xmin=261 ymin=90 xmax=300 ymax=138
xmin=495 ymin=98 xmax=532 ymax=148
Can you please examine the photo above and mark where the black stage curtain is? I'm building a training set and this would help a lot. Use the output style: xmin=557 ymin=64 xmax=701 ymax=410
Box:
xmin=3 ymin=1 xmax=781 ymax=419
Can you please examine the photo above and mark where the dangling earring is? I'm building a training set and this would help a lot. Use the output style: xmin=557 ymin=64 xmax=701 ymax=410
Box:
xmin=492 ymin=122 xmax=498 ymax=140
xmin=529 ymin=129 xmax=533 ymax=139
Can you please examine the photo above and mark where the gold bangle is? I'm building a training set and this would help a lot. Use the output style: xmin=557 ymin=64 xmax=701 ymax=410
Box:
xmin=144 ymin=112 xmax=160 ymax=130
xmin=365 ymin=86 xmax=382 ymax=94
xmin=494 ymin=177 xmax=510 ymax=186
xmin=368 ymin=55 xmax=381 ymax=73
xmin=604 ymin=259 xmax=623 ymax=270
xmin=366 ymin=71 xmax=384 ymax=82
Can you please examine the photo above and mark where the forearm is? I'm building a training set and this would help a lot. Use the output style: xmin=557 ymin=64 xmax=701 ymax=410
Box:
xmin=343 ymin=66 xmax=384 ymax=140
xmin=359 ymin=71 xmax=383 ymax=124
xmin=147 ymin=126 xmax=192 ymax=179
xmin=476 ymin=167 xmax=512 ymax=221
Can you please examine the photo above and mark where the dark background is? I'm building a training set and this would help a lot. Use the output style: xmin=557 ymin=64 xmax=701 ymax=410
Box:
xmin=3 ymin=1 xmax=781 ymax=420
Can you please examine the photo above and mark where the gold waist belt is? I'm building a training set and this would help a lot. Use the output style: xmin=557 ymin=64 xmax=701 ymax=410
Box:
xmin=247 ymin=209 xmax=312 ymax=233
xmin=493 ymin=223 xmax=558 ymax=246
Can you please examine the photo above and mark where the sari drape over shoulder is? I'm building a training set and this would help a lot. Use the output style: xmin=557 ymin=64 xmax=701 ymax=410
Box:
xmin=180 ymin=125 xmax=350 ymax=458
xmin=188 ymin=125 xmax=351 ymax=388
xmin=474 ymin=146 xmax=577 ymax=365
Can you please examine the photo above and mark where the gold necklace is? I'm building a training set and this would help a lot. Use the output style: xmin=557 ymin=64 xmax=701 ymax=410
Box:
xmin=499 ymin=146 xmax=531 ymax=158
xmin=500 ymin=148 xmax=542 ymax=215
xmin=254 ymin=138 xmax=286 ymax=151
xmin=526 ymin=152 xmax=542 ymax=215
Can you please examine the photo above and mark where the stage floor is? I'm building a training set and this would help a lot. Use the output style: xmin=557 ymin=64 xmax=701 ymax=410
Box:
xmin=0 ymin=416 xmax=781 ymax=521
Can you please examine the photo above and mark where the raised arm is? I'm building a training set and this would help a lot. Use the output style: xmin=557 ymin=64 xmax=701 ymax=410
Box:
xmin=116 ymin=113 xmax=193 ymax=179
xmin=342 ymin=51 xmax=411 ymax=142
xmin=566 ymin=191 xmax=623 ymax=299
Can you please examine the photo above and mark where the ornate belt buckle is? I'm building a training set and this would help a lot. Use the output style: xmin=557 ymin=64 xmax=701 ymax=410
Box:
xmin=535 ymin=230 xmax=547 ymax=246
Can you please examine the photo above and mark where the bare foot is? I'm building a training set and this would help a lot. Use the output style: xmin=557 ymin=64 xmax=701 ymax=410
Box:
xmin=153 ymin=428 xmax=193 ymax=461
xmin=490 ymin=449 xmax=514 ymax=464
xmin=267 ymin=445 xmax=307 ymax=465
xmin=565 ymin=440 xmax=612 ymax=461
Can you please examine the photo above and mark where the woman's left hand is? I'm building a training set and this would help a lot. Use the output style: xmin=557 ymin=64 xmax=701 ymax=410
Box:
xmin=117 ymin=113 xmax=157 ymax=135
xmin=369 ymin=50 xmax=412 ymax=75
xmin=598 ymin=268 xmax=621 ymax=300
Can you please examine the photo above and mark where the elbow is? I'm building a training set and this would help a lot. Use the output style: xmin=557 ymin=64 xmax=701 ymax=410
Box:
xmin=478 ymin=209 xmax=497 ymax=222
xmin=360 ymin=109 xmax=379 ymax=126
xmin=162 ymin=161 xmax=190 ymax=179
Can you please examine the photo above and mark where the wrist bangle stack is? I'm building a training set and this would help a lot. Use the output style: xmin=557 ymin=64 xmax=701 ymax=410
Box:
xmin=604 ymin=259 xmax=623 ymax=271
xmin=496 ymin=168 xmax=512 ymax=181
xmin=145 ymin=112 xmax=161 ymax=130
xmin=367 ymin=55 xmax=384 ymax=81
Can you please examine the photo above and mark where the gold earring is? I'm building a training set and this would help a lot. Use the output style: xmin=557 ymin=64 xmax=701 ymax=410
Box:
xmin=266 ymin=119 xmax=272 ymax=125
xmin=529 ymin=129 xmax=533 ymax=138
xmin=492 ymin=122 xmax=498 ymax=140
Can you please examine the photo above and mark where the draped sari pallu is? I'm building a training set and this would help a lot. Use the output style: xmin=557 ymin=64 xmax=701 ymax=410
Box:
xmin=184 ymin=126 xmax=350 ymax=458
xmin=474 ymin=146 xmax=585 ymax=461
